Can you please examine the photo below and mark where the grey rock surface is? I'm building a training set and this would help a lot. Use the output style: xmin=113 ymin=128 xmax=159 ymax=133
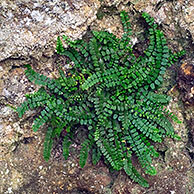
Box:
xmin=127 ymin=0 xmax=194 ymax=41
xmin=0 ymin=0 xmax=194 ymax=193
xmin=0 ymin=0 xmax=100 ymax=61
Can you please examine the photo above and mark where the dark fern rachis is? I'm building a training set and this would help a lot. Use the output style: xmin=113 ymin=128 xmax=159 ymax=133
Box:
xmin=17 ymin=11 xmax=185 ymax=187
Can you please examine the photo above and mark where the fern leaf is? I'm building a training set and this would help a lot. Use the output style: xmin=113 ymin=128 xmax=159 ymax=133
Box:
xmin=56 ymin=37 xmax=64 ymax=54
xmin=43 ymin=127 xmax=53 ymax=161
xmin=79 ymin=139 xmax=90 ymax=168
xmin=92 ymin=147 xmax=102 ymax=165
xmin=63 ymin=135 xmax=72 ymax=160
xmin=124 ymin=158 xmax=149 ymax=188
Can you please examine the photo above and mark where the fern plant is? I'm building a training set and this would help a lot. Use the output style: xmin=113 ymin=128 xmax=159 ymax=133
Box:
xmin=17 ymin=11 xmax=185 ymax=187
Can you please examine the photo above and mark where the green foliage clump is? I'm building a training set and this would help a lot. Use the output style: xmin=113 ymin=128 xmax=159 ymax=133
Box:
xmin=17 ymin=11 xmax=185 ymax=187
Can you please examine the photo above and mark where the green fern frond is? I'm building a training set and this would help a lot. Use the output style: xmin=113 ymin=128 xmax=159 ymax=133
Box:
xmin=124 ymin=158 xmax=149 ymax=188
xmin=92 ymin=146 xmax=102 ymax=165
xmin=63 ymin=135 xmax=72 ymax=160
xmin=56 ymin=37 xmax=64 ymax=54
xmin=43 ymin=127 xmax=54 ymax=161
xmin=79 ymin=139 xmax=93 ymax=168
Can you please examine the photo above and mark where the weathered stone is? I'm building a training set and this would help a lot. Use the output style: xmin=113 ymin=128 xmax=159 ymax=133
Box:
xmin=112 ymin=171 xmax=145 ymax=194
xmin=0 ymin=0 xmax=194 ymax=193
xmin=178 ymin=1 xmax=194 ymax=40
xmin=165 ymin=149 xmax=191 ymax=173
xmin=148 ymin=170 xmax=191 ymax=194
xmin=128 ymin=0 xmax=194 ymax=47
xmin=101 ymin=0 xmax=130 ymax=7
xmin=91 ymin=14 xmax=123 ymax=38
xmin=177 ymin=60 xmax=194 ymax=105
xmin=129 ymin=0 xmax=159 ymax=12
xmin=0 ymin=0 xmax=100 ymax=61
xmin=78 ymin=166 xmax=112 ymax=193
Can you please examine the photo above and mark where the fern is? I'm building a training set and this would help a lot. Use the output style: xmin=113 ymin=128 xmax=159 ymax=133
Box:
xmin=17 ymin=11 xmax=185 ymax=187
xmin=43 ymin=127 xmax=54 ymax=161
xmin=62 ymin=135 xmax=72 ymax=160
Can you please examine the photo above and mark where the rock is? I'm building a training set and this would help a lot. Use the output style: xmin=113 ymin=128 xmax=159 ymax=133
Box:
xmin=0 ymin=0 xmax=194 ymax=193
xmin=0 ymin=0 xmax=100 ymax=61
xmin=189 ymin=117 xmax=194 ymax=145
xmin=129 ymin=0 xmax=160 ymax=12
xmin=128 ymin=0 xmax=194 ymax=49
xmin=148 ymin=170 xmax=192 ymax=194
xmin=91 ymin=14 xmax=124 ymax=39
xmin=0 ymin=130 xmax=113 ymax=194
xmin=112 ymin=171 xmax=145 ymax=194
xmin=78 ymin=166 xmax=112 ymax=193
xmin=178 ymin=1 xmax=194 ymax=40
xmin=101 ymin=0 xmax=130 ymax=7
xmin=165 ymin=149 xmax=191 ymax=173
xmin=177 ymin=60 xmax=194 ymax=105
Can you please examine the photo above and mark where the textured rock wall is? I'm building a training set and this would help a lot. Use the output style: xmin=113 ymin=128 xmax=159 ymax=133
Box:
xmin=0 ymin=0 xmax=194 ymax=193
xmin=0 ymin=0 xmax=100 ymax=61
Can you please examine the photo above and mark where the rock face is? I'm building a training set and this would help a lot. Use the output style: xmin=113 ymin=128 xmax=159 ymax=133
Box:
xmin=128 ymin=0 xmax=194 ymax=43
xmin=0 ymin=0 xmax=194 ymax=193
xmin=0 ymin=0 xmax=100 ymax=61
xmin=177 ymin=61 xmax=194 ymax=105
